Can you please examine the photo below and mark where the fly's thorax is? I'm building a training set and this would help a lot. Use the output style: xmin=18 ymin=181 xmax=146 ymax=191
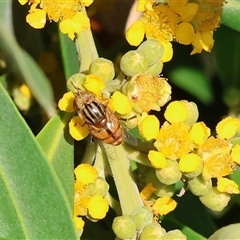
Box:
xmin=82 ymin=101 xmax=106 ymax=125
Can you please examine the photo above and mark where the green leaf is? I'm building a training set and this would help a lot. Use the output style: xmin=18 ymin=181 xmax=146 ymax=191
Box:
xmin=36 ymin=111 xmax=75 ymax=205
xmin=214 ymin=25 xmax=240 ymax=88
xmin=0 ymin=83 xmax=76 ymax=239
xmin=209 ymin=223 xmax=240 ymax=239
xmin=0 ymin=21 xmax=55 ymax=117
xmin=0 ymin=0 xmax=13 ymax=33
xmin=222 ymin=0 xmax=240 ymax=32
xmin=59 ymin=31 xmax=80 ymax=79
xmin=169 ymin=66 xmax=214 ymax=105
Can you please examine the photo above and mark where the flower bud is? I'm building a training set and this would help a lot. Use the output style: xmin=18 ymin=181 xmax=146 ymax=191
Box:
xmin=89 ymin=58 xmax=115 ymax=83
xmin=120 ymin=50 xmax=148 ymax=77
xmin=112 ymin=215 xmax=137 ymax=239
xmin=199 ymin=187 xmax=230 ymax=211
xmin=131 ymin=206 xmax=153 ymax=230
xmin=147 ymin=60 xmax=163 ymax=76
xmin=188 ymin=175 xmax=212 ymax=196
xmin=139 ymin=223 xmax=166 ymax=240
xmin=155 ymin=159 xmax=182 ymax=185
xmin=67 ymin=73 xmax=86 ymax=92
xmin=88 ymin=177 xmax=109 ymax=197
xmin=165 ymin=229 xmax=187 ymax=239
xmin=137 ymin=39 xmax=164 ymax=67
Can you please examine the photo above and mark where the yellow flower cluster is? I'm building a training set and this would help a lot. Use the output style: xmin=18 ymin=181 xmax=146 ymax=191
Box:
xmin=74 ymin=164 xmax=109 ymax=232
xmin=138 ymin=100 xmax=240 ymax=210
xmin=126 ymin=0 xmax=226 ymax=61
xmin=18 ymin=0 xmax=92 ymax=39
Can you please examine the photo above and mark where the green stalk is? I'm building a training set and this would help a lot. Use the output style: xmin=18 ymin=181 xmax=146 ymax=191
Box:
xmin=102 ymin=143 xmax=143 ymax=215
xmin=75 ymin=7 xmax=98 ymax=72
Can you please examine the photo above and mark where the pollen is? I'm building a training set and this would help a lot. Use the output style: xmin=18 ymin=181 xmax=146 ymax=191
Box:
xmin=154 ymin=121 xmax=194 ymax=160
xmin=128 ymin=74 xmax=171 ymax=113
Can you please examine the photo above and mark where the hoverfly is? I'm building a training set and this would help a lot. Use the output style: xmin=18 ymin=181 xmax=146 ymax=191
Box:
xmin=73 ymin=85 xmax=137 ymax=146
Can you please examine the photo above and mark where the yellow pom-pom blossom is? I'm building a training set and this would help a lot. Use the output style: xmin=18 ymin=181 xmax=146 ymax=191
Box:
xmin=138 ymin=114 xmax=160 ymax=141
xmin=127 ymin=73 xmax=171 ymax=113
xmin=154 ymin=121 xmax=194 ymax=160
xmin=231 ymin=144 xmax=240 ymax=164
xmin=198 ymin=137 xmax=236 ymax=180
xmin=179 ymin=153 xmax=202 ymax=173
xmin=140 ymin=183 xmax=157 ymax=200
xmin=74 ymin=164 xmax=98 ymax=185
xmin=129 ymin=0 xmax=226 ymax=58
xmin=69 ymin=116 xmax=89 ymax=141
xmin=148 ymin=150 xmax=168 ymax=168
xmin=216 ymin=116 xmax=240 ymax=139
xmin=217 ymin=178 xmax=240 ymax=194
xmin=87 ymin=195 xmax=109 ymax=219
xmin=108 ymin=91 xmax=132 ymax=115
xmin=58 ymin=91 xmax=75 ymax=112
xmin=18 ymin=0 xmax=92 ymax=39
xmin=83 ymin=75 xmax=106 ymax=96
xmin=152 ymin=196 xmax=177 ymax=216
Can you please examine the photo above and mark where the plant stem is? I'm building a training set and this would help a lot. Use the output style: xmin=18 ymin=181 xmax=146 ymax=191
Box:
xmin=102 ymin=143 xmax=143 ymax=215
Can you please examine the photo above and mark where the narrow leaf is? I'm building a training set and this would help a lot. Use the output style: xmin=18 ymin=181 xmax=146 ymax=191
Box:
xmin=0 ymin=21 xmax=55 ymax=117
xmin=222 ymin=0 xmax=240 ymax=32
xmin=0 ymin=83 xmax=76 ymax=239
xmin=36 ymin=111 xmax=75 ymax=205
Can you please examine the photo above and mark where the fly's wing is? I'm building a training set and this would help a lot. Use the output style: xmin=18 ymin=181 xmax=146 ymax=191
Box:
xmin=122 ymin=127 xmax=138 ymax=146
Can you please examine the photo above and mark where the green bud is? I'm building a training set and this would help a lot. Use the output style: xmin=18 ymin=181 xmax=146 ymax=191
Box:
xmin=120 ymin=50 xmax=148 ymax=77
xmin=131 ymin=206 xmax=153 ymax=230
xmin=199 ymin=187 xmax=230 ymax=211
xmin=137 ymin=39 xmax=164 ymax=66
xmin=139 ymin=223 xmax=165 ymax=240
xmin=89 ymin=58 xmax=115 ymax=83
xmin=112 ymin=215 xmax=137 ymax=239
xmin=145 ymin=168 xmax=175 ymax=197
xmin=155 ymin=159 xmax=182 ymax=185
xmin=88 ymin=177 xmax=109 ymax=197
xmin=165 ymin=229 xmax=187 ymax=240
xmin=188 ymin=175 xmax=212 ymax=196
xmin=67 ymin=73 xmax=86 ymax=92
xmin=147 ymin=60 xmax=163 ymax=76
xmin=183 ymin=160 xmax=203 ymax=179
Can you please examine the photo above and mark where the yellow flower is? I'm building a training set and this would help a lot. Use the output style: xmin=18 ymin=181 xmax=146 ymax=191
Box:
xmin=109 ymin=91 xmax=132 ymax=115
xmin=18 ymin=0 xmax=92 ymax=39
xmin=216 ymin=116 xmax=240 ymax=139
xmin=59 ymin=11 xmax=90 ymax=40
xmin=217 ymin=178 xmax=240 ymax=194
xmin=154 ymin=121 xmax=194 ymax=160
xmin=148 ymin=150 xmax=168 ymax=168
xmin=87 ymin=195 xmax=109 ymax=219
xmin=190 ymin=122 xmax=210 ymax=146
xmin=152 ymin=196 xmax=177 ymax=216
xmin=127 ymin=73 xmax=171 ymax=113
xmin=74 ymin=216 xmax=85 ymax=230
xmin=138 ymin=114 xmax=160 ymax=141
xmin=179 ymin=153 xmax=202 ymax=173
xmin=83 ymin=75 xmax=106 ymax=96
xmin=74 ymin=164 xmax=98 ymax=185
xmin=74 ymin=181 xmax=91 ymax=216
xmin=58 ymin=91 xmax=75 ymax=112
xmin=19 ymin=84 xmax=32 ymax=99
xmin=231 ymin=144 xmax=240 ymax=164
xmin=69 ymin=116 xmax=89 ymax=141
xmin=140 ymin=183 xmax=157 ymax=200
xmin=164 ymin=101 xmax=188 ymax=123
xmin=125 ymin=20 xmax=145 ymax=46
